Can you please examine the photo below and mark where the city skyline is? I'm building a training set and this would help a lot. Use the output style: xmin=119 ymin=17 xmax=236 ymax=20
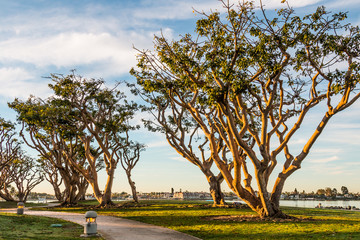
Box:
xmin=0 ymin=0 xmax=360 ymax=195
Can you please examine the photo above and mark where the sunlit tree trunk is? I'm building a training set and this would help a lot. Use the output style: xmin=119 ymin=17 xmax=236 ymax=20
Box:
xmin=206 ymin=173 xmax=224 ymax=206
xmin=126 ymin=171 xmax=138 ymax=203
xmin=88 ymin=166 xmax=115 ymax=206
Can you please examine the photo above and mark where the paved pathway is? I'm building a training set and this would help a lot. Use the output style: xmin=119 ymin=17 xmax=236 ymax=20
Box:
xmin=0 ymin=208 xmax=201 ymax=240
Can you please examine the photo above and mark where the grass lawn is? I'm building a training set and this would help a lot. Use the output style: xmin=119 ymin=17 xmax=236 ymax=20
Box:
xmin=0 ymin=201 xmax=103 ymax=240
xmin=34 ymin=200 xmax=360 ymax=240
xmin=0 ymin=201 xmax=49 ymax=209
xmin=0 ymin=213 xmax=89 ymax=240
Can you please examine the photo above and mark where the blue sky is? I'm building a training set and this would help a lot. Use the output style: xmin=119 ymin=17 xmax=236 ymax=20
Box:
xmin=1 ymin=0 xmax=360 ymax=195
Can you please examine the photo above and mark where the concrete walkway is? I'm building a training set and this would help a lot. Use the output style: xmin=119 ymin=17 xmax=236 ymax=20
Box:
xmin=0 ymin=208 xmax=201 ymax=240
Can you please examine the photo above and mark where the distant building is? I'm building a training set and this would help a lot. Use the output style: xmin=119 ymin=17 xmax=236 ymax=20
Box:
xmin=173 ymin=191 xmax=211 ymax=199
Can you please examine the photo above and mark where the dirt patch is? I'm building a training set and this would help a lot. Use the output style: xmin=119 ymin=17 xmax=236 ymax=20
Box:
xmin=202 ymin=215 xmax=317 ymax=222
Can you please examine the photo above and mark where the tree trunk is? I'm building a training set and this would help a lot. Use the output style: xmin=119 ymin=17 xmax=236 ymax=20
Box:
xmin=75 ymin=179 xmax=88 ymax=202
xmin=58 ymin=172 xmax=89 ymax=206
xmin=20 ymin=191 xmax=31 ymax=203
xmin=126 ymin=171 xmax=138 ymax=203
xmin=90 ymin=168 xmax=115 ymax=207
xmin=18 ymin=193 xmax=25 ymax=202
xmin=98 ymin=190 xmax=113 ymax=206
xmin=51 ymin=182 xmax=64 ymax=202
xmin=60 ymin=176 xmax=79 ymax=206
xmin=63 ymin=185 xmax=78 ymax=205
xmin=207 ymin=175 xmax=225 ymax=206
xmin=254 ymin=201 xmax=285 ymax=218
xmin=245 ymin=172 xmax=289 ymax=218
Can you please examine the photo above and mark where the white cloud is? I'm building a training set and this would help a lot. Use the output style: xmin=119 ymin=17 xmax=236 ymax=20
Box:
xmin=0 ymin=67 xmax=51 ymax=99
xmin=147 ymin=139 xmax=169 ymax=148
xmin=306 ymin=164 xmax=349 ymax=175
xmin=326 ymin=0 xmax=360 ymax=9
xmin=132 ymin=0 xmax=229 ymax=20
xmin=311 ymin=148 xmax=342 ymax=155
xmin=170 ymin=156 xmax=188 ymax=163
xmin=0 ymin=4 xmax=160 ymax=79
xmin=132 ymin=0 xmax=322 ymax=20
xmin=344 ymin=162 xmax=360 ymax=167
xmin=0 ymin=32 xmax=140 ymax=76
xmin=329 ymin=123 xmax=360 ymax=129
xmin=320 ymin=130 xmax=360 ymax=145
xmin=309 ymin=155 xmax=339 ymax=163
xmin=259 ymin=0 xmax=322 ymax=9
xmin=288 ymin=138 xmax=308 ymax=145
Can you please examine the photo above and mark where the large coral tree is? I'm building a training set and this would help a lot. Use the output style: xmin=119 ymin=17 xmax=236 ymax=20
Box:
xmin=131 ymin=1 xmax=360 ymax=217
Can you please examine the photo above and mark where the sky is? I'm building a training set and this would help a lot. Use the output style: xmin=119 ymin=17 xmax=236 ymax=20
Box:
xmin=1 ymin=0 xmax=360 ymax=196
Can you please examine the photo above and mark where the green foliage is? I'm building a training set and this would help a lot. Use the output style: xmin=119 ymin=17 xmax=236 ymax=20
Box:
xmin=10 ymin=71 xmax=144 ymax=206
xmin=10 ymin=72 xmax=141 ymax=151
xmin=131 ymin=1 xmax=360 ymax=217
xmin=131 ymin=3 xmax=359 ymax=108
xmin=48 ymin=73 xmax=140 ymax=138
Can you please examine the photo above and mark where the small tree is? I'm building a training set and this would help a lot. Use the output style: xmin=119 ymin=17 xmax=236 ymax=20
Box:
xmin=119 ymin=143 xmax=144 ymax=203
xmin=332 ymin=188 xmax=338 ymax=196
xmin=325 ymin=187 xmax=332 ymax=197
xmin=131 ymin=0 xmax=360 ymax=217
xmin=0 ymin=151 xmax=43 ymax=202
xmin=316 ymin=189 xmax=326 ymax=196
xmin=341 ymin=186 xmax=349 ymax=195
xmin=9 ymin=153 xmax=44 ymax=202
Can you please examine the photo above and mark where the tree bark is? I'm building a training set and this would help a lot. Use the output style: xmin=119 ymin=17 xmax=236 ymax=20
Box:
xmin=126 ymin=171 xmax=138 ymax=203
xmin=206 ymin=174 xmax=225 ymax=206
xmin=90 ymin=167 xmax=115 ymax=207
xmin=51 ymin=183 xmax=64 ymax=202
xmin=18 ymin=193 xmax=25 ymax=202
xmin=241 ymin=170 xmax=288 ymax=218
xmin=60 ymin=174 xmax=82 ymax=206
xmin=75 ymin=178 xmax=88 ymax=202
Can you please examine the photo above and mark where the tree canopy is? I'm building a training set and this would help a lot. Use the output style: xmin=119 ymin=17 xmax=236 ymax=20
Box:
xmin=10 ymin=72 xmax=143 ymax=206
xmin=131 ymin=0 xmax=360 ymax=217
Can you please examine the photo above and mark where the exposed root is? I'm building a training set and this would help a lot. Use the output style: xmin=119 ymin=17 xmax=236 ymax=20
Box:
xmin=211 ymin=202 xmax=251 ymax=209
xmin=94 ymin=201 xmax=116 ymax=209
xmin=59 ymin=203 xmax=79 ymax=207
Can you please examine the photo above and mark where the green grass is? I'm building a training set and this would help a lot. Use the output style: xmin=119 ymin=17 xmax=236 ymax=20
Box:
xmin=0 ymin=213 xmax=103 ymax=240
xmin=0 ymin=201 xmax=49 ymax=209
xmin=0 ymin=201 xmax=103 ymax=239
xmin=33 ymin=199 xmax=360 ymax=240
